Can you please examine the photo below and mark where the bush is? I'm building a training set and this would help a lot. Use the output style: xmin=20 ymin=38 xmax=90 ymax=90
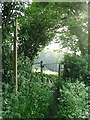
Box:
xmin=2 ymin=56 xmax=88 ymax=119
xmin=57 ymin=80 xmax=88 ymax=118
xmin=2 ymin=56 xmax=53 ymax=118
xmin=62 ymin=54 xmax=88 ymax=83
xmin=2 ymin=79 xmax=53 ymax=118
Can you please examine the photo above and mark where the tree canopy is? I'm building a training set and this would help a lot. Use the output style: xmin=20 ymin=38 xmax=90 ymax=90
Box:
xmin=2 ymin=2 xmax=88 ymax=118
xmin=17 ymin=2 xmax=88 ymax=58
xmin=2 ymin=2 xmax=87 ymax=59
xmin=2 ymin=2 xmax=88 ymax=82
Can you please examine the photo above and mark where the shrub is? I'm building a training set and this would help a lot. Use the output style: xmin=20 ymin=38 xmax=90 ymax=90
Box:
xmin=2 ymin=56 xmax=53 ymax=118
xmin=2 ymin=77 xmax=53 ymax=118
xmin=2 ymin=56 xmax=88 ymax=119
xmin=57 ymin=80 xmax=88 ymax=118
xmin=62 ymin=54 xmax=88 ymax=83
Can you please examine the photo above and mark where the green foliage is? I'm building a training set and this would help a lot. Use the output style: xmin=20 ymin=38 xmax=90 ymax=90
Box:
xmin=18 ymin=2 xmax=87 ymax=59
xmin=2 ymin=79 xmax=53 ymax=118
xmin=2 ymin=2 xmax=88 ymax=119
xmin=2 ymin=25 xmax=14 ymax=83
xmin=2 ymin=60 xmax=88 ymax=119
xmin=18 ymin=2 xmax=59 ymax=60
xmin=2 ymin=75 xmax=88 ymax=118
xmin=17 ymin=55 xmax=32 ymax=87
xmin=2 ymin=56 xmax=53 ymax=118
xmin=62 ymin=54 xmax=88 ymax=82
xmin=2 ymin=2 xmax=24 ymax=83
xmin=55 ymin=3 xmax=88 ymax=56
xmin=2 ymin=2 xmax=87 ymax=83
xmin=57 ymin=80 xmax=88 ymax=118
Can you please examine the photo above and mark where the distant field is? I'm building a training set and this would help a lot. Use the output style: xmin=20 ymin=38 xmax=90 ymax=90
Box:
xmin=33 ymin=69 xmax=58 ymax=75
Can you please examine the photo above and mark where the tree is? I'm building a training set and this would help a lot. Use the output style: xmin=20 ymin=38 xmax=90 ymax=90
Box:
xmin=2 ymin=2 xmax=87 ymax=82
xmin=54 ymin=2 xmax=88 ymax=56
xmin=2 ymin=2 xmax=25 ymax=82
xmin=62 ymin=53 xmax=88 ymax=84
xmin=18 ymin=2 xmax=59 ymax=60
xmin=18 ymin=2 xmax=87 ymax=59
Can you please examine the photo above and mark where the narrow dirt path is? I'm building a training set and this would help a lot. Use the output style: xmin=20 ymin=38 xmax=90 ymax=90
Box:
xmin=49 ymin=85 xmax=60 ymax=118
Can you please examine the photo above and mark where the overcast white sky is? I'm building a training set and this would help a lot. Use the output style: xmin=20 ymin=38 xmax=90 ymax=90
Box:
xmin=44 ymin=40 xmax=81 ymax=55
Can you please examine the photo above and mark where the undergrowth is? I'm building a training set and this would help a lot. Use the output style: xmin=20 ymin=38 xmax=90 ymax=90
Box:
xmin=2 ymin=57 xmax=89 ymax=119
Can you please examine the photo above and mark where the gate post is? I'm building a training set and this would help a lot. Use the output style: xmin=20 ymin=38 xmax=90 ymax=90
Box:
xmin=58 ymin=63 xmax=61 ymax=83
xmin=14 ymin=19 xmax=17 ymax=94
xmin=88 ymin=2 xmax=90 ymax=86
xmin=40 ymin=61 xmax=43 ymax=82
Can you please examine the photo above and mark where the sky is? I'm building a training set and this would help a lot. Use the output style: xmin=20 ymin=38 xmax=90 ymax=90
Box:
xmin=45 ymin=40 xmax=81 ymax=55
xmin=45 ymin=41 xmax=60 ymax=51
xmin=34 ymin=39 xmax=81 ymax=65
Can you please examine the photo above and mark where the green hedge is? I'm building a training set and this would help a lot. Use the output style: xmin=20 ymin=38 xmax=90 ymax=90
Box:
xmin=62 ymin=54 xmax=88 ymax=83
xmin=57 ymin=80 xmax=88 ymax=118
xmin=2 ymin=56 xmax=89 ymax=119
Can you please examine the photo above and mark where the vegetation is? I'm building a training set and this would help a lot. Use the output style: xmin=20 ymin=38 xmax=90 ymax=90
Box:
xmin=62 ymin=54 xmax=88 ymax=83
xmin=2 ymin=2 xmax=88 ymax=119
xmin=2 ymin=2 xmax=88 ymax=82
xmin=2 ymin=74 xmax=88 ymax=118
xmin=57 ymin=80 xmax=88 ymax=118
xmin=2 ymin=78 xmax=53 ymax=118
xmin=2 ymin=56 xmax=89 ymax=119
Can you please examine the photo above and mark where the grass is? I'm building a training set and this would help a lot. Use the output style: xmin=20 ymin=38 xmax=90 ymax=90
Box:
xmin=2 ymin=70 xmax=89 ymax=119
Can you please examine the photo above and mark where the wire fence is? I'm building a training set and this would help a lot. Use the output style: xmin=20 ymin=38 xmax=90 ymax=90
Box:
xmin=32 ymin=61 xmax=64 ymax=83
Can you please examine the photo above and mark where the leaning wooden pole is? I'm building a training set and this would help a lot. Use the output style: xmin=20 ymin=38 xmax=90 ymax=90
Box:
xmin=14 ymin=19 xmax=17 ymax=93
xmin=88 ymin=2 xmax=90 ymax=81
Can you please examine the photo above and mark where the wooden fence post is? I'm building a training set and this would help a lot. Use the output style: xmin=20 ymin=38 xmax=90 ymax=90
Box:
xmin=58 ymin=63 xmax=61 ymax=83
xmin=88 ymin=2 xmax=90 ymax=84
xmin=40 ymin=61 xmax=43 ymax=82
xmin=14 ymin=19 xmax=17 ymax=94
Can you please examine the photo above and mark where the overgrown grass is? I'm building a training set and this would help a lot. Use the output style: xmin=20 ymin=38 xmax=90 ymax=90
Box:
xmin=2 ymin=57 xmax=89 ymax=118
xmin=57 ymin=80 xmax=89 ymax=118
xmin=2 ymin=76 xmax=88 ymax=118
xmin=2 ymin=77 xmax=53 ymax=118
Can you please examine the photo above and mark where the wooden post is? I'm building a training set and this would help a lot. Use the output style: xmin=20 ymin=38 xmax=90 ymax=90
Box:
xmin=40 ymin=61 xmax=43 ymax=82
xmin=58 ymin=63 xmax=61 ymax=83
xmin=88 ymin=2 xmax=90 ymax=80
xmin=0 ymin=5 xmax=2 ymax=118
xmin=14 ymin=19 xmax=17 ymax=93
